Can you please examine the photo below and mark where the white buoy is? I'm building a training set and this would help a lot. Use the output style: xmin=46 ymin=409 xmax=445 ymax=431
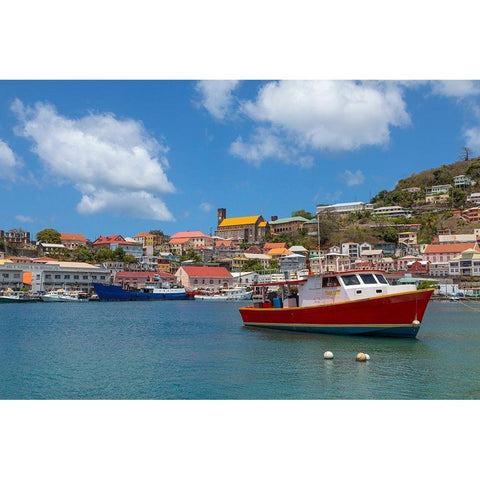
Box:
xmin=412 ymin=320 xmax=420 ymax=327
xmin=365 ymin=353 xmax=370 ymax=361
xmin=356 ymin=352 xmax=367 ymax=362
xmin=324 ymin=351 xmax=334 ymax=360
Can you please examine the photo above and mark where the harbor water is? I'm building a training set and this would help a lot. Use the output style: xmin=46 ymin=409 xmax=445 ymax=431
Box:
xmin=1 ymin=300 xmax=479 ymax=399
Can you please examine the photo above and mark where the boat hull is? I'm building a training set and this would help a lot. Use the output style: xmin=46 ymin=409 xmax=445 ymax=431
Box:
xmin=239 ymin=289 xmax=434 ymax=338
xmin=92 ymin=283 xmax=189 ymax=301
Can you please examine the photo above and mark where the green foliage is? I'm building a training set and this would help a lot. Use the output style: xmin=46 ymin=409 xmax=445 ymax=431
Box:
xmin=417 ymin=280 xmax=437 ymax=290
xmin=149 ymin=229 xmax=164 ymax=237
xmin=36 ymin=228 xmax=61 ymax=244
xmin=124 ymin=254 xmax=137 ymax=264
xmin=291 ymin=209 xmax=313 ymax=220
xmin=242 ymin=259 xmax=263 ymax=272
xmin=381 ymin=226 xmax=399 ymax=243
xmin=450 ymin=188 xmax=466 ymax=209
xmin=180 ymin=249 xmax=202 ymax=263
xmin=73 ymin=245 xmax=94 ymax=263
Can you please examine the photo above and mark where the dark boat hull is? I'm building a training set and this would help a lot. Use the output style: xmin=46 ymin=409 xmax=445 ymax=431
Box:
xmin=93 ymin=283 xmax=189 ymax=301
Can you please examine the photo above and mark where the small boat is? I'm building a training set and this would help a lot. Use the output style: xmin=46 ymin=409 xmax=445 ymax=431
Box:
xmin=0 ymin=289 xmax=40 ymax=303
xmin=195 ymin=286 xmax=252 ymax=301
xmin=40 ymin=289 xmax=89 ymax=302
xmin=92 ymin=281 xmax=189 ymax=301
xmin=239 ymin=270 xmax=434 ymax=338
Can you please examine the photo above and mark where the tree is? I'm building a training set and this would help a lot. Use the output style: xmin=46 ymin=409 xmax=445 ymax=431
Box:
xmin=291 ymin=209 xmax=313 ymax=220
xmin=242 ymin=259 xmax=263 ymax=272
xmin=459 ymin=146 xmax=474 ymax=162
xmin=451 ymin=188 xmax=466 ymax=209
xmin=73 ymin=245 xmax=93 ymax=263
xmin=382 ymin=226 xmax=398 ymax=244
xmin=36 ymin=228 xmax=61 ymax=244
xmin=114 ymin=247 xmax=126 ymax=261
xmin=94 ymin=248 xmax=116 ymax=263
xmin=124 ymin=254 xmax=137 ymax=264
xmin=180 ymin=249 xmax=202 ymax=263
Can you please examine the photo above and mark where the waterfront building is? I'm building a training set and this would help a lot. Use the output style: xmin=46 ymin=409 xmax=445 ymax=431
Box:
xmin=397 ymin=255 xmax=423 ymax=271
xmin=230 ymin=271 xmax=258 ymax=285
xmin=429 ymin=262 xmax=450 ymax=277
xmin=60 ymin=233 xmax=87 ymax=250
xmin=92 ymin=235 xmax=144 ymax=258
xmin=341 ymin=242 xmax=360 ymax=258
xmin=360 ymin=249 xmax=384 ymax=263
xmin=398 ymin=231 xmax=417 ymax=245
xmin=2 ymin=259 xmax=110 ymax=293
xmin=0 ymin=264 xmax=24 ymax=290
xmin=425 ymin=184 xmax=452 ymax=195
xmin=279 ymin=253 xmax=307 ymax=275
xmin=0 ymin=228 xmax=31 ymax=245
xmin=425 ymin=194 xmax=449 ymax=204
xmin=316 ymin=202 xmax=374 ymax=216
xmin=448 ymin=248 xmax=480 ymax=277
xmin=37 ymin=243 xmax=67 ymax=256
xmin=423 ymin=242 xmax=478 ymax=263
xmin=467 ymin=192 xmax=480 ymax=204
xmin=323 ymin=252 xmax=351 ymax=272
xmin=175 ymin=265 xmax=233 ymax=291
xmin=268 ymin=216 xmax=308 ymax=235
xmin=214 ymin=208 xmax=267 ymax=243
xmin=454 ymin=175 xmax=476 ymax=189
xmin=373 ymin=206 xmax=412 ymax=218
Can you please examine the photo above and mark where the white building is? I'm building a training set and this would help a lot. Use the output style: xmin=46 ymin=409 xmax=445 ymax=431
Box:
xmin=1 ymin=260 xmax=111 ymax=293
xmin=425 ymin=185 xmax=452 ymax=195
xmin=316 ymin=202 xmax=374 ymax=216
xmin=374 ymin=206 xmax=411 ymax=218
xmin=454 ymin=175 xmax=476 ymax=189
xmin=341 ymin=242 xmax=360 ymax=258
xmin=467 ymin=192 xmax=480 ymax=204
xmin=0 ymin=264 xmax=24 ymax=290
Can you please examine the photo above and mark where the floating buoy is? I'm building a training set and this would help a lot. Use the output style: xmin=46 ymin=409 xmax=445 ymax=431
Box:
xmin=356 ymin=352 xmax=367 ymax=362
xmin=324 ymin=351 xmax=334 ymax=360
xmin=412 ymin=320 xmax=420 ymax=327
xmin=365 ymin=353 xmax=370 ymax=361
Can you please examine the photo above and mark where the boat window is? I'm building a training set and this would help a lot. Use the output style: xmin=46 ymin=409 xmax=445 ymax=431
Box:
xmin=374 ymin=274 xmax=388 ymax=284
xmin=322 ymin=276 xmax=340 ymax=287
xmin=340 ymin=274 xmax=360 ymax=286
xmin=359 ymin=273 xmax=378 ymax=284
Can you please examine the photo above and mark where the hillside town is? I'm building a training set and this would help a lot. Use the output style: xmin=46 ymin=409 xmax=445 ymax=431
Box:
xmin=4 ymin=168 xmax=480 ymax=298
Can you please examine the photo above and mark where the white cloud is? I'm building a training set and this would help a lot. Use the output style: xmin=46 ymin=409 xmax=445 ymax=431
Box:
xmin=430 ymin=80 xmax=480 ymax=98
xmin=464 ymin=127 xmax=480 ymax=153
xmin=15 ymin=214 xmax=35 ymax=223
xmin=199 ymin=202 xmax=213 ymax=212
xmin=196 ymin=80 xmax=240 ymax=120
xmin=0 ymin=139 xmax=21 ymax=181
xmin=12 ymin=100 xmax=176 ymax=221
xmin=340 ymin=169 xmax=365 ymax=186
xmin=244 ymin=81 xmax=409 ymax=148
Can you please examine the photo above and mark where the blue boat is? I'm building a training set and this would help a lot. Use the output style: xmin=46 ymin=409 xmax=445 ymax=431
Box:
xmin=93 ymin=281 xmax=190 ymax=301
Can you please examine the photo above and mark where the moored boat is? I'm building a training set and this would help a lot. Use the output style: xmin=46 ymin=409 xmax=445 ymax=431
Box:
xmin=239 ymin=270 xmax=434 ymax=337
xmin=195 ymin=286 xmax=252 ymax=301
xmin=40 ymin=289 xmax=89 ymax=302
xmin=0 ymin=290 xmax=40 ymax=303
xmin=93 ymin=280 xmax=189 ymax=301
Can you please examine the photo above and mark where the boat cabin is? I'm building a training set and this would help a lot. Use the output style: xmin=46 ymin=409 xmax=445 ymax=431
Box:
xmin=252 ymin=270 xmax=417 ymax=308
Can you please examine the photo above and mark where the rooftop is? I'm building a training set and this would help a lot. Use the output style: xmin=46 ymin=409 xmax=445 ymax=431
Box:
xmin=179 ymin=266 xmax=232 ymax=278
xmin=170 ymin=231 xmax=211 ymax=239
xmin=218 ymin=216 xmax=261 ymax=227
xmin=269 ymin=216 xmax=308 ymax=225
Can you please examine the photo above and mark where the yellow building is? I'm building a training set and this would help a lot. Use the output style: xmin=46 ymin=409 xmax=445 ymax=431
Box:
xmin=214 ymin=208 xmax=268 ymax=243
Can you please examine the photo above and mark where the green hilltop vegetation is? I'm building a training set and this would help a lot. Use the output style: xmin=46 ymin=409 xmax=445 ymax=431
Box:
xmin=272 ymin=154 xmax=480 ymax=250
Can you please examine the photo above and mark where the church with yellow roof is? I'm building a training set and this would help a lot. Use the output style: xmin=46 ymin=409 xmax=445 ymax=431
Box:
xmin=214 ymin=208 xmax=268 ymax=244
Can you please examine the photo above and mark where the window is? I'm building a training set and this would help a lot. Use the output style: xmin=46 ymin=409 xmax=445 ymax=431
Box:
xmin=2 ymin=273 xmax=9 ymax=278
xmin=359 ymin=274 xmax=378 ymax=284
xmin=64 ymin=275 xmax=70 ymax=279
xmin=45 ymin=274 xmax=51 ymax=279
xmin=194 ymin=279 xmax=198 ymax=284
xmin=374 ymin=274 xmax=388 ymax=284
xmin=83 ymin=276 xmax=88 ymax=280
xmin=92 ymin=276 xmax=97 ymax=280
xmin=55 ymin=275 xmax=61 ymax=279
xmin=13 ymin=273 xmax=20 ymax=278
xmin=74 ymin=275 xmax=79 ymax=279
xmin=339 ymin=275 xmax=360 ymax=286
xmin=210 ymin=279 xmax=214 ymax=284
xmin=100 ymin=276 xmax=105 ymax=280
xmin=322 ymin=276 xmax=340 ymax=287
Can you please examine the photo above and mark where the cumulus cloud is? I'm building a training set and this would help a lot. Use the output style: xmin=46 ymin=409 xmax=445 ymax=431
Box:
xmin=199 ymin=202 xmax=213 ymax=212
xmin=0 ymin=139 xmax=21 ymax=181
xmin=340 ymin=169 xmax=365 ymax=186
xmin=430 ymin=80 xmax=480 ymax=98
xmin=196 ymin=80 xmax=240 ymax=120
xmin=12 ymin=100 xmax=176 ymax=220
xmin=15 ymin=214 xmax=35 ymax=223
xmin=228 ymin=80 xmax=410 ymax=165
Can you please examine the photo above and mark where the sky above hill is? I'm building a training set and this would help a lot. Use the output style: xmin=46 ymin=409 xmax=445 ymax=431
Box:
xmin=2 ymin=80 xmax=480 ymax=241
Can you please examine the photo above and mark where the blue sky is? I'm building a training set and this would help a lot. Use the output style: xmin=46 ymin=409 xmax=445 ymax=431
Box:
xmin=1 ymin=80 xmax=480 ymax=241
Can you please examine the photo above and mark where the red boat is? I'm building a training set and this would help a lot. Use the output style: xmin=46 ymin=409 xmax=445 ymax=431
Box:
xmin=239 ymin=270 xmax=434 ymax=337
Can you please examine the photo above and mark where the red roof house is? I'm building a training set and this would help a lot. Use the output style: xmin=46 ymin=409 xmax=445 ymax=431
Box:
xmin=175 ymin=265 xmax=233 ymax=291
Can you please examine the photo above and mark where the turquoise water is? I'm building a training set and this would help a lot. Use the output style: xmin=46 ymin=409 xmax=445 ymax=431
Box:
xmin=1 ymin=300 xmax=479 ymax=399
